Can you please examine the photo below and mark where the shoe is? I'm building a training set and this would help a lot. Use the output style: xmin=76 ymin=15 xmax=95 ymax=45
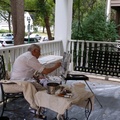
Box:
xmin=41 ymin=107 xmax=46 ymax=114
xmin=29 ymin=107 xmax=46 ymax=114
xmin=34 ymin=114 xmax=46 ymax=120
xmin=39 ymin=115 xmax=46 ymax=119
xmin=29 ymin=107 xmax=36 ymax=114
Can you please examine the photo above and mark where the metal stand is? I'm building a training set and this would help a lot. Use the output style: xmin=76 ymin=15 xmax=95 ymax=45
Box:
xmin=64 ymin=74 xmax=103 ymax=108
xmin=85 ymin=98 xmax=92 ymax=120
xmin=84 ymin=81 xmax=102 ymax=108
xmin=54 ymin=98 xmax=92 ymax=120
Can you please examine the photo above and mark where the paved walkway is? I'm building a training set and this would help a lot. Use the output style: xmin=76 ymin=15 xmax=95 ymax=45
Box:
xmin=1 ymin=78 xmax=120 ymax=120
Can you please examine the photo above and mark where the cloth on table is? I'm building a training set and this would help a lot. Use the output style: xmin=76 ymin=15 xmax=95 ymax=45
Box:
xmin=35 ymin=83 xmax=94 ymax=115
xmin=0 ymin=80 xmax=45 ymax=110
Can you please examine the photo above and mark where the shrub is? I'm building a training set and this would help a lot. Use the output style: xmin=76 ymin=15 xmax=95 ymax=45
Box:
xmin=72 ymin=5 xmax=119 ymax=41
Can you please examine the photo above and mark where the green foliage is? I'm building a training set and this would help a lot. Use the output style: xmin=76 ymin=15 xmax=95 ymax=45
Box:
xmin=0 ymin=0 xmax=11 ymax=12
xmin=24 ymin=0 xmax=54 ymax=30
xmin=72 ymin=2 xmax=119 ymax=41
xmin=0 ymin=29 xmax=9 ymax=33
xmin=25 ymin=0 xmax=37 ymax=10
xmin=35 ymin=0 xmax=54 ymax=23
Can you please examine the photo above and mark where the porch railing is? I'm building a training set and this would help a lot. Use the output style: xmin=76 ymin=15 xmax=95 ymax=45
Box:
xmin=1 ymin=39 xmax=120 ymax=79
xmin=68 ymin=40 xmax=120 ymax=78
xmin=0 ymin=40 xmax=64 ymax=71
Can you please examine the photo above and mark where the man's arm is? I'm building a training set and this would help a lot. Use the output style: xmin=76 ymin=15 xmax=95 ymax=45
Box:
xmin=41 ymin=62 xmax=61 ymax=75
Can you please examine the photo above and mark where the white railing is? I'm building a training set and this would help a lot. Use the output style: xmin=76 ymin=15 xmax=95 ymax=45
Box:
xmin=1 ymin=39 xmax=120 ymax=80
xmin=0 ymin=40 xmax=64 ymax=71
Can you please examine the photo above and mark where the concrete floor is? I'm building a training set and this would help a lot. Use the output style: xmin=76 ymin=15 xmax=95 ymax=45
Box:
xmin=1 ymin=78 xmax=120 ymax=120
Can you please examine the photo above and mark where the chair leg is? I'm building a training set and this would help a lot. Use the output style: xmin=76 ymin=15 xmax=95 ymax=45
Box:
xmin=0 ymin=99 xmax=6 ymax=117
xmin=0 ymin=104 xmax=4 ymax=117
xmin=0 ymin=95 xmax=10 ymax=117
xmin=84 ymin=80 xmax=103 ymax=108
xmin=0 ymin=95 xmax=6 ymax=117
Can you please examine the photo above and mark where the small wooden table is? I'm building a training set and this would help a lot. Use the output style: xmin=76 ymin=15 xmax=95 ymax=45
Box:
xmin=35 ymin=84 xmax=94 ymax=120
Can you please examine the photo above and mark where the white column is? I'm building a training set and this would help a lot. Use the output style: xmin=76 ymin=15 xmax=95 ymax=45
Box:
xmin=106 ymin=0 xmax=111 ymax=22
xmin=54 ymin=0 xmax=73 ymax=52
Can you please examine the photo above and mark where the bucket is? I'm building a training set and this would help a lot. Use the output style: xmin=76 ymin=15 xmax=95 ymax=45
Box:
xmin=47 ymin=82 xmax=59 ymax=95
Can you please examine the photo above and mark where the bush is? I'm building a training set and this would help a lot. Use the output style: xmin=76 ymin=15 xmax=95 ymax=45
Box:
xmin=72 ymin=5 xmax=119 ymax=41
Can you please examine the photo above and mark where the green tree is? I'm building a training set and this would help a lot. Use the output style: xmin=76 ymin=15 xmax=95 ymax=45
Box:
xmin=24 ymin=0 xmax=54 ymax=40
xmin=0 ymin=0 xmax=12 ymax=32
xmin=34 ymin=0 xmax=54 ymax=40
xmin=72 ymin=2 xmax=119 ymax=41
xmin=0 ymin=0 xmax=55 ymax=43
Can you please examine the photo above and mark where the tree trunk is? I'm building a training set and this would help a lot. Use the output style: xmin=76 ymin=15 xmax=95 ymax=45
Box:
xmin=44 ymin=16 xmax=52 ymax=40
xmin=43 ymin=27 xmax=45 ymax=33
xmin=10 ymin=0 xmax=25 ymax=45
xmin=8 ymin=12 xmax=11 ymax=33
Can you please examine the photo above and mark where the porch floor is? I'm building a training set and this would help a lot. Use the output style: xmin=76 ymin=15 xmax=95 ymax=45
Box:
xmin=1 ymin=78 xmax=120 ymax=120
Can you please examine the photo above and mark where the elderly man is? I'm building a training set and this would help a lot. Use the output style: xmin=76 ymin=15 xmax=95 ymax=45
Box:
xmin=10 ymin=44 xmax=61 ymax=88
xmin=10 ymin=44 xmax=61 ymax=116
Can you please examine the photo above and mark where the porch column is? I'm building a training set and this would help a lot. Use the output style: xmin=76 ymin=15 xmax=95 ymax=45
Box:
xmin=116 ymin=10 xmax=120 ymax=39
xmin=106 ymin=0 xmax=111 ymax=22
xmin=54 ymin=0 xmax=73 ymax=52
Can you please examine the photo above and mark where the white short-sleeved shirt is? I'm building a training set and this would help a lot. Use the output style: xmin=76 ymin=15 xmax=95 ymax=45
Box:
xmin=10 ymin=51 xmax=45 ymax=82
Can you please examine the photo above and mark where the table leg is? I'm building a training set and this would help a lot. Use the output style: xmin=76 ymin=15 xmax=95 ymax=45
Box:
xmin=57 ymin=114 xmax=65 ymax=120
xmin=36 ymin=107 xmax=47 ymax=120
xmin=65 ymin=110 xmax=78 ymax=120
xmin=54 ymin=100 xmax=92 ymax=120
xmin=85 ymin=98 xmax=92 ymax=120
